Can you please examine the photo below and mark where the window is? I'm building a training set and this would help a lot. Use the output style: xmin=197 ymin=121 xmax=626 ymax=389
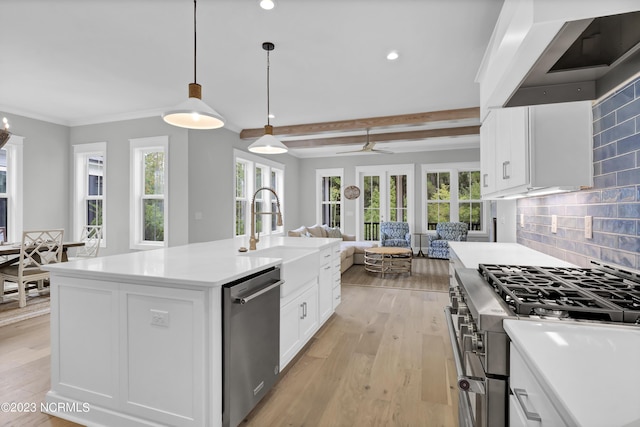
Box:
xmin=74 ymin=142 xmax=106 ymax=244
xmin=235 ymin=160 xmax=248 ymax=236
xmin=316 ymin=169 xmax=343 ymax=228
xmin=130 ymin=136 xmax=168 ymax=249
xmin=458 ymin=171 xmax=483 ymax=231
xmin=0 ymin=149 xmax=7 ymax=241
xmin=422 ymin=163 xmax=485 ymax=233
xmin=425 ymin=171 xmax=450 ymax=230
xmin=1 ymin=136 xmax=23 ymax=242
xmin=234 ymin=150 xmax=284 ymax=238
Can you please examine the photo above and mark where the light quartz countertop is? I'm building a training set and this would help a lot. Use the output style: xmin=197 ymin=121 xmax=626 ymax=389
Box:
xmin=504 ymin=319 xmax=640 ymax=427
xmin=448 ymin=242 xmax=576 ymax=269
xmin=44 ymin=236 xmax=340 ymax=288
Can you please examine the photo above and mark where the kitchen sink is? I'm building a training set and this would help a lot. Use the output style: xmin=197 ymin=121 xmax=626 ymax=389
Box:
xmin=240 ymin=245 xmax=319 ymax=297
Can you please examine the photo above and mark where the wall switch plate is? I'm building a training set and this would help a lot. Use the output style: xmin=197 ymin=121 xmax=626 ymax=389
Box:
xmin=151 ymin=309 xmax=169 ymax=327
xmin=551 ymin=215 xmax=557 ymax=233
xmin=585 ymin=215 xmax=593 ymax=239
xmin=194 ymin=211 xmax=203 ymax=220
xmin=520 ymin=214 xmax=524 ymax=227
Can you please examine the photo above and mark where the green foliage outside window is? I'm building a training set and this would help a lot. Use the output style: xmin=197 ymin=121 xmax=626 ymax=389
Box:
xmin=459 ymin=171 xmax=482 ymax=228
xmin=143 ymin=152 xmax=164 ymax=242
xmin=322 ymin=176 xmax=342 ymax=227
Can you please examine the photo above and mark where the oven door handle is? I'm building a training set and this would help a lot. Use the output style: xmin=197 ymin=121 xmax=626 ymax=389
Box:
xmin=444 ymin=306 xmax=486 ymax=395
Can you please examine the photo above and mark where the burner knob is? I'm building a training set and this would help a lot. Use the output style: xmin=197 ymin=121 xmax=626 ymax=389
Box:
xmin=457 ymin=303 xmax=469 ymax=316
xmin=472 ymin=333 xmax=484 ymax=352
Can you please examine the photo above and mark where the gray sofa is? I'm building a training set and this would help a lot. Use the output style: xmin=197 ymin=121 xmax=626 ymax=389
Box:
xmin=288 ymin=224 xmax=378 ymax=273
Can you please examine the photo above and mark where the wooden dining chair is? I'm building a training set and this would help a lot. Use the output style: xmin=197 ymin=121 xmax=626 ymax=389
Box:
xmin=0 ymin=229 xmax=64 ymax=308
xmin=70 ymin=225 xmax=103 ymax=259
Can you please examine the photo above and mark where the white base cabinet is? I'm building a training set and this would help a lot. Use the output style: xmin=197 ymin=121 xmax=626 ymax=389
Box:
xmin=331 ymin=244 xmax=341 ymax=309
xmin=318 ymin=247 xmax=334 ymax=322
xmin=481 ymin=101 xmax=592 ymax=199
xmin=509 ymin=343 xmax=566 ymax=427
xmin=280 ymin=279 xmax=319 ymax=369
xmin=279 ymin=241 xmax=340 ymax=370
xmin=47 ymin=276 xmax=215 ymax=427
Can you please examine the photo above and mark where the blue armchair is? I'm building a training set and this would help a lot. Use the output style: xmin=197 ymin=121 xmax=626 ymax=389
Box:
xmin=380 ymin=221 xmax=411 ymax=248
xmin=427 ymin=222 xmax=468 ymax=259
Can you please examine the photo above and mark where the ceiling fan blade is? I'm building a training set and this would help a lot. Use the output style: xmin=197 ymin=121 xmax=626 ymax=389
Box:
xmin=371 ymin=149 xmax=394 ymax=154
xmin=336 ymin=149 xmax=365 ymax=154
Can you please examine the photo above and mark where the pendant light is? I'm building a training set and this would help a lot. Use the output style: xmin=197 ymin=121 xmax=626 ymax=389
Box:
xmin=0 ymin=117 xmax=11 ymax=150
xmin=248 ymin=42 xmax=288 ymax=154
xmin=162 ymin=0 xmax=224 ymax=130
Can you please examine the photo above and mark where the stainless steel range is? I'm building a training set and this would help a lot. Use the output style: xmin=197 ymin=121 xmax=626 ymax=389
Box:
xmin=445 ymin=261 xmax=640 ymax=427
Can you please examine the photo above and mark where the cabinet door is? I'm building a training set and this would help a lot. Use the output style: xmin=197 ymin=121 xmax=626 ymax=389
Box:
xmin=510 ymin=343 xmax=567 ymax=426
xmin=280 ymin=298 xmax=302 ymax=369
xmin=299 ymin=285 xmax=318 ymax=342
xmin=332 ymin=273 xmax=341 ymax=310
xmin=496 ymin=106 xmax=528 ymax=191
xmin=480 ymin=110 xmax=497 ymax=196
xmin=509 ymin=394 xmax=532 ymax=427
xmin=318 ymin=264 xmax=333 ymax=322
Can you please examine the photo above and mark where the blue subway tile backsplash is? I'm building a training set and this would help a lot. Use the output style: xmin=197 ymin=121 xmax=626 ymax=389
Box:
xmin=601 ymin=152 xmax=635 ymax=174
xmin=600 ymin=118 xmax=635 ymax=145
xmin=517 ymin=76 xmax=640 ymax=271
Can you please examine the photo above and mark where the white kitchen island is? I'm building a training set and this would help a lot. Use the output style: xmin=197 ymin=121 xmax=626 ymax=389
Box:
xmin=43 ymin=236 xmax=341 ymax=427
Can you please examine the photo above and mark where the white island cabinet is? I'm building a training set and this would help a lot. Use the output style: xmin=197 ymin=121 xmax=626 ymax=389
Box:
xmin=43 ymin=236 xmax=341 ymax=427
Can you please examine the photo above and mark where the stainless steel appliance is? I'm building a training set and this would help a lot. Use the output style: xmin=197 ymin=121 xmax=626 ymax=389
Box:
xmin=222 ymin=267 xmax=283 ymax=427
xmin=445 ymin=261 xmax=640 ymax=427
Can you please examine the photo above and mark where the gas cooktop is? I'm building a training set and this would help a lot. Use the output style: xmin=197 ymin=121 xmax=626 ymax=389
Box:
xmin=479 ymin=263 xmax=640 ymax=324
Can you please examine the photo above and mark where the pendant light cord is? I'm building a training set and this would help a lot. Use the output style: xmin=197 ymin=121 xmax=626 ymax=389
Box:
xmin=266 ymin=49 xmax=271 ymax=126
xmin=193 ymin=0 xmax=197 ymax=84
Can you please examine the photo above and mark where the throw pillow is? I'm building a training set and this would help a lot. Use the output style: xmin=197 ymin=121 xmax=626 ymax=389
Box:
xmin=306 ymin=224 xmax=327 ymax=238
xmin=325 ymin=227 xmax=342 ymax=239
xmin=288 ymin=226 xmax=307 ymax=237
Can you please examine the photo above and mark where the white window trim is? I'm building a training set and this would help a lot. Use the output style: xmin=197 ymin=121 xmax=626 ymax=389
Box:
xmin=233 ymin=149 xmax=285 ymax=238
xmin=130 ymin=136 xmax=169 ymax=250
xmin=315 ymin=168 xmax=344 ymax=230
xmin=5 ymin=136 xmax=23 ymax=243
xmin=420 ymin=162 xmax=487 ymax=235
xmin=73 ymin=142 xmax=107 ymax=247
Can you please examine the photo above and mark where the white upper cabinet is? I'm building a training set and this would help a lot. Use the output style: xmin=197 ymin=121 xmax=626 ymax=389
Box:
xmin=481 ymin=101 xmax=593 ymax=199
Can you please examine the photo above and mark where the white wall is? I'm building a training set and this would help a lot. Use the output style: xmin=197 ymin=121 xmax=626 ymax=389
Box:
xmin=7 ymin=113 xmax=70 ymax=233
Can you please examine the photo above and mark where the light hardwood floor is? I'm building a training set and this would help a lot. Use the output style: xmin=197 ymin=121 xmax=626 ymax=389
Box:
xmin=0 ymin=258 xmax=458 ymax=427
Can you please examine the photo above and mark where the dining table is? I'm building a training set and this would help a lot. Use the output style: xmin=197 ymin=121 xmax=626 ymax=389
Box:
xmin=0 ymin=241 xmax=86 ymax=268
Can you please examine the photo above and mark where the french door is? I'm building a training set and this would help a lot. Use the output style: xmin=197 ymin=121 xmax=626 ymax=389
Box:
xmin=356 ymin=165 xmax=413 ymax=241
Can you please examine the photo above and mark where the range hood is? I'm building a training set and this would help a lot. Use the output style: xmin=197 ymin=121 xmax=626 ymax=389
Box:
xmin=506 ymin=11 xmax=640 ymax=107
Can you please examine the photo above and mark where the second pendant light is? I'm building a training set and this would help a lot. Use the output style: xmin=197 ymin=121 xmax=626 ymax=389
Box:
xmin=248 ymin=42 xmax=288 ymax=154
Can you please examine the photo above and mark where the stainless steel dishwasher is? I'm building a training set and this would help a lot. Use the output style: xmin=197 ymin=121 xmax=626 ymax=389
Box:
xmin=222 ymin=266 xmax=283 ymax=427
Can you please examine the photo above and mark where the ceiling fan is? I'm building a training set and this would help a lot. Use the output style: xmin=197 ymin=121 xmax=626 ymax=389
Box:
xmin=336 ymin=129 xmax=393 ymax=155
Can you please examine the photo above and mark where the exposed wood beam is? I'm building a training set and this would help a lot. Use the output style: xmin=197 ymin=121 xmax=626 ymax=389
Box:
xmin=239 ymin=107 xmax=480 ymax=139
xmin=283 ymin=125 xmax=480 ymax=149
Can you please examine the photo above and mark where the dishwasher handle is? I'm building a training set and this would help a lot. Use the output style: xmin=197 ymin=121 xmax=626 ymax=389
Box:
xmin=235 ymin=280 xmax=284 ymax=305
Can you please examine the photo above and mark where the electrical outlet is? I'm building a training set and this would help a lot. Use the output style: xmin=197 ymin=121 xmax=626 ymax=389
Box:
xmin=551 ymin=215 xmax=557 ymax=233
xmin=520 ymin=214 xmax=524 ymax=227
xmin=151 ymin=309 xmax=169 ymax=327
xmin=585 ymin=215 xmax=593 ymax=239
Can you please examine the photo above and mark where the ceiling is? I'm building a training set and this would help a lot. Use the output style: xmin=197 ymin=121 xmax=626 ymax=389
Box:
xmin=0 ymin=0 xmax=503 ymax=157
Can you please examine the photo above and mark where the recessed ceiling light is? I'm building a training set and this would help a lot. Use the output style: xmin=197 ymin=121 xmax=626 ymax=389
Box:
xmin=386 ymin=51 xmax=399 ymax=61
xmin=260 ymin=0 xmax=275 ymax=10
xmin=268 ymin=113 xmax=275 ymax=119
